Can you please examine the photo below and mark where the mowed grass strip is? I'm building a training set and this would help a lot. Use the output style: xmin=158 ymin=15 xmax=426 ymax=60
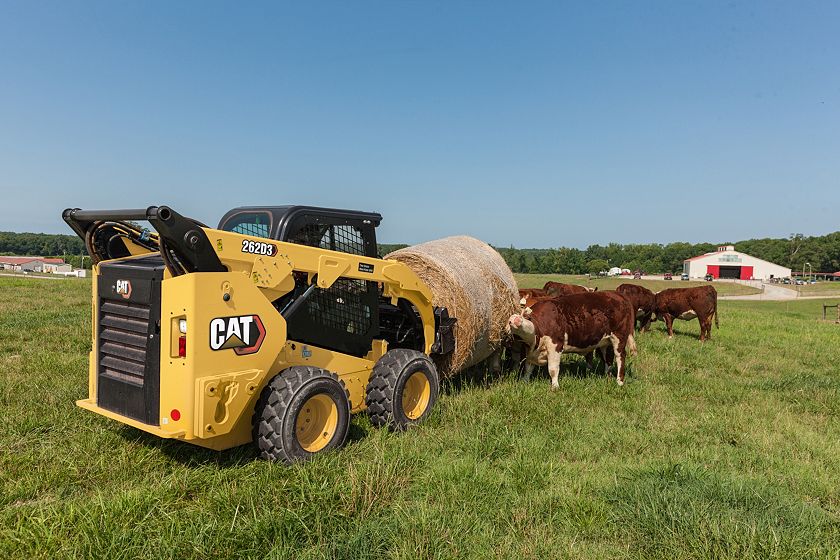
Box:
xmin=1 ymin=277 xmax=839 ymax=559
xmin=775 ymin=281 xmax=840 ymax=297
xmin=515 ymin=273 xmax=762 ymax=296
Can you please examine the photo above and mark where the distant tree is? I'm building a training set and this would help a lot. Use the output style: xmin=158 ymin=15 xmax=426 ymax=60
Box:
xmin=587 ymin=258 xmax=609 ymax=275
xmin=377 ymin=243 xmax=409 ymax=257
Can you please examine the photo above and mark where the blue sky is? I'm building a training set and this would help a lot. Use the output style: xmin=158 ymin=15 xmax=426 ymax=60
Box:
xmin=1 ymin=1 xmax=838 ymax=248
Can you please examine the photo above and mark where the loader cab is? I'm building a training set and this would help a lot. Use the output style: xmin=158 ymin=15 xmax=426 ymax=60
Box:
xmin=219 ymin=206 xmax=388 ymax=358
xmin=217 ymin=206 xmax=381 ymax=257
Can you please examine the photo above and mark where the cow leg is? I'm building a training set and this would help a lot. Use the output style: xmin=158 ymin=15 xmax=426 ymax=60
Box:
xmin=509 ymin=343 xmax=527 ymax=377
xmin=523 ymin=362 xmax=535 ymax=382
xmin=641 ymin=313 xmax=653 ymax=332
xmin=664 ymin=315 xmax=674 ymax=338
xmin=585 ymin=352 xmax=595 ymax=371
xmin=489 ymin=349 xmax=502 ymax=374
xmin=548 ymin=349 xmax=563 ymax=391
xmin=598 ymin=346 xmax=609 ymax=373
xmin=611 ymin=335 xmax=626 ymax=386
xmin=702 ymin=313 xmax=711 ymax=341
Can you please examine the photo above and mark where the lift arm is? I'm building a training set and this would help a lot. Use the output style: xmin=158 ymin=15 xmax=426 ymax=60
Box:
xmin=63 ymin=206 xmax=226 ymax=275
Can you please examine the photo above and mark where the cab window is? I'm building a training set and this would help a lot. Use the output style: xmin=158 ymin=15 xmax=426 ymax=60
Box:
xmin=220 ymin=212 xmax=272 ymax=239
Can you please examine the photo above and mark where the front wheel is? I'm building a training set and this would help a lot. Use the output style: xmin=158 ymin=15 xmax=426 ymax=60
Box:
xmin=366 ymin=349 xmax=440 ymax=430
xmin=253 ymin=366 xmax=351 ymax=463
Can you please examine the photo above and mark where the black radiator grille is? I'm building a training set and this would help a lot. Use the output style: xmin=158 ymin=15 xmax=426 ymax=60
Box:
xmin=99 ymin=300 xmax=151 ymax=387
xmin=96 ymin=255 xmax=163 ymax=425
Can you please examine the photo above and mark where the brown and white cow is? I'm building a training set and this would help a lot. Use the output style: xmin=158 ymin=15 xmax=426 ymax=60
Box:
xmin=543 ymin=281 xmax=595 ymax=297
xmin=507 ymin=291 xmax=636 ymax=387
xmin=653 ymin=285 xmax=719 ymax=341
xmin=616 ymin=283 xmax=656 ymax=332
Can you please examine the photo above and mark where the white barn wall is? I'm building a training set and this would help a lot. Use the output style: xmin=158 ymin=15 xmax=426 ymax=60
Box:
xmin=683 ymin=246 xmax=791 ymax=280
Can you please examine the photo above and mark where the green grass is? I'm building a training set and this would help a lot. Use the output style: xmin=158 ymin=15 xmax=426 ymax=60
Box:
xmin=776 ymin=282 xmax=840 ymax=297
xmin=2 ymin=277 xmax=839 ymax=559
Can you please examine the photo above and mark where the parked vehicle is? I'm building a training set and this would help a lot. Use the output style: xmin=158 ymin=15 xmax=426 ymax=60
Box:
xmin=704 ymin=274 xmax=714 ymax=281
xmin=633 ymin=272 xmax=641 ymax=280
xmin=680 ymin=273 xmax=689 ymax=281
xmin=782 ymin=278 xmax=791 ymax=284
xmin=663 ymin=272 xmax=673 ymax=280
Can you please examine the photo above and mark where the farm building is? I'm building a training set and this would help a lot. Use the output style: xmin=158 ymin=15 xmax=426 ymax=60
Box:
xmin=0 ymin=256 xmax=70 ymax=273
xmin=683 ymin=245 xmax=791 ymax=280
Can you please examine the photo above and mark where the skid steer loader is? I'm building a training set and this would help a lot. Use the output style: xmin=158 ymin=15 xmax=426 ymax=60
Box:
xmin=63 ymin=205 xmax=455 ymax=463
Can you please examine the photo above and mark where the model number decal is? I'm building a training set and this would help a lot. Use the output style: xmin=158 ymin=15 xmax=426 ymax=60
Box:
xmin=358 ymin=263 xmax=374 ymax=273
xmin=241 ymin=239 xmax=277 ymax=257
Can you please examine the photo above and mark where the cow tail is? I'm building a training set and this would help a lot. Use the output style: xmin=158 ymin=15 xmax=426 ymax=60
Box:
xmin=627 ymin=332 xmax=638 ymax=356
xmin=714 ymin=297 xmax=719 ymax=329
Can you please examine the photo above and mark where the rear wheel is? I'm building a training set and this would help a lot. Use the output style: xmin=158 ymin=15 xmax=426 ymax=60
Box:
xmin=366 ymin=349 xmax=440 ymax=430
xmin=253 ymin=366 xmax=350 ymax=463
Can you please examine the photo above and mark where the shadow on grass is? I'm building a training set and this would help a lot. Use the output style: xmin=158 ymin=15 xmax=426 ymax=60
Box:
xmin=648 ymin=322 xmax=711 ymax=342
xmin=445 ymin=350 xmax=636 ymax=390
xmin=112 ymin=351 xmax=636 ymax=467
xmin=114 ymin=404 xmax=378 ymax=466
xmin=115 ymin=425 xmax=258 ymax=467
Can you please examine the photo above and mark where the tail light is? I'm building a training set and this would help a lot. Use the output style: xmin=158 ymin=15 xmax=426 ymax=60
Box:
xmin=178 ymin=336 xmax=187 ymax=358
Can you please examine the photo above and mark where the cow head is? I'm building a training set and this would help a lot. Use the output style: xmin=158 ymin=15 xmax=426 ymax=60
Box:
xmin=507 ymin=313 xmax=537 ymax=349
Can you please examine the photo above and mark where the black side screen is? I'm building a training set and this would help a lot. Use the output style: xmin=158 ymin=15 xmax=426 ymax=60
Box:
xmin=96 ymin=256 xmax=164 ymax=425
xmin=284 ymin=278 xmax=379 ymax=357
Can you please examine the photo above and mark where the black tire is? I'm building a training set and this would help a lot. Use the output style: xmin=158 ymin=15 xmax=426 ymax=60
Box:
xmin=366 ymin=349 xmax=440 ymax=431
xmin=253 ymin=366 xmax=351 ymax=464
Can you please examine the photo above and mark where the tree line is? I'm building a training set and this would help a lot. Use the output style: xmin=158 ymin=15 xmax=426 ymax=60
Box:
xmin=2 ymin=230 xmax=838 ymax=275
xmin=495 ymin=232 xmax=840 ymax=275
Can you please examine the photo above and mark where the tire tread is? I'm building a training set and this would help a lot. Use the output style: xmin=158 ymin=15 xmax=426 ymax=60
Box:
xmin=252 ymin=366 xmax=349 ymax=463
xmin=365 ymin=349 xmax=438 ymax=430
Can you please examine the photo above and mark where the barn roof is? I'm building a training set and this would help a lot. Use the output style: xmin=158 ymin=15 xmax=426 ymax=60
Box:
xmin=0 ymin=256 xmax=40 ymax=265
xmin=683 ymin=252 xmax=716 ymax=262
xmin=0 ymin=256 xmax=65 ymax=265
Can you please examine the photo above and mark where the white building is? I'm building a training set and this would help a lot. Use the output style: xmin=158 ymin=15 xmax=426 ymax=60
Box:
xmin=683 ymin=245 xmax=791 ymax=281
xmin=0 ymin=256 xmax=72 ymax=273
xmin=43 ymin=262 xmax=72 ymax=274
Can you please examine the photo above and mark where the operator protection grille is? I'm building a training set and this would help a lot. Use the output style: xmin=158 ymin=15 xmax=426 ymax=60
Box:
xmin=289 ymin=223 xmax=366 ymax=256
xmin=99 ymin=300 xmax=151 ymax=386
xmin=307 ymin=278 xmax=372 ymax=335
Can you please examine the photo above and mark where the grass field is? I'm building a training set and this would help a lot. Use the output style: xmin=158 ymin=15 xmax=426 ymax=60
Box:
xmin=1 ymin=277 xmax=839 ymax=559
xmin=515 ymin=273 xmax=763 ymax=296
xmin=777 ymin=282 xmax=840 ymax=298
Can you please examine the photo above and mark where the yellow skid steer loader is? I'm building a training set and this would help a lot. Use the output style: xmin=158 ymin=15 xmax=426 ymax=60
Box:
xmin=63 ymin=205 xmax=455 ymax=463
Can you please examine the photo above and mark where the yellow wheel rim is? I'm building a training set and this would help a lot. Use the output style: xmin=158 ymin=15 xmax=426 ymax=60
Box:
xmin=402 ymin=371 xmax=431 ymax=420
xmin=295 ymin=393 xmax=339 ymax=453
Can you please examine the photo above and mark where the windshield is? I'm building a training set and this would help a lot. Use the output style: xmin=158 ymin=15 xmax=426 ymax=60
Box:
xmin=219 ymin=211 xmax=272 ymax=239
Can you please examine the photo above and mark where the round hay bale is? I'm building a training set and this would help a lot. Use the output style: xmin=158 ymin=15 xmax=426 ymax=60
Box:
xmin=385 ymin=236 xmax=518 ymax=377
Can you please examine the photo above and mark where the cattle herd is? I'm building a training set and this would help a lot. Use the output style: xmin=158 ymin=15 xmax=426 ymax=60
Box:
xmin=506 ymin=281 xmax=719 ymax=388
